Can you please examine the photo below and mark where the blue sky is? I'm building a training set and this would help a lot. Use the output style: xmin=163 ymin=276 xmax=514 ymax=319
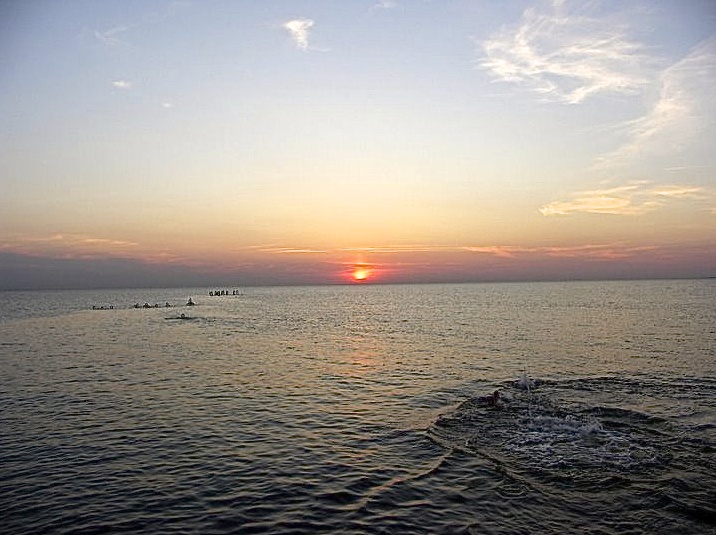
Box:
xmin=1 ymin=0 xmax=714 ymax=288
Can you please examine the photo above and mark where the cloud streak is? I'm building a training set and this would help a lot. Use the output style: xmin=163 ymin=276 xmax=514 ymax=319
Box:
xmin=480 ymin=0 xmax=649 ymax=103
xmin=370 ymin=1 xmax=397 ymax=13
xmin=463 ymin=243 xmax=658 ymax=260
xmin=240 ymin=242 xmax=662 ymax=263
xmin=594 ymin=37 xmax=716 ymax=168
xmin=539 ymin=181 xmax=707 ymax=216
xmin=283 ymin=18 xmax=315 ymax=51
xmin=267 ymin=247 xmax=327 ymax=254
xmin=0 ymin=233 xmax=139 ymax=260
xmin=93 ymin=2 xmax=188 ymax=48
xmin=94 ymin=24 xmax=137 ymax=48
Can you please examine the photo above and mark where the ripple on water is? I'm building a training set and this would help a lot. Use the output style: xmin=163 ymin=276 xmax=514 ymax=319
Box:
xmin=1 ymin=282 xmax=715 ymax=534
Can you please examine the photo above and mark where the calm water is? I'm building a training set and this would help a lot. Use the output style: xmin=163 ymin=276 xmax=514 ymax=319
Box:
xmin=0 ymin=280 xmax=714 ymax=534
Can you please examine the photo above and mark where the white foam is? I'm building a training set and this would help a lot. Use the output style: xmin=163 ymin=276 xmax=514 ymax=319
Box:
xmin=516 ymin=371 xmax=535 ymax=391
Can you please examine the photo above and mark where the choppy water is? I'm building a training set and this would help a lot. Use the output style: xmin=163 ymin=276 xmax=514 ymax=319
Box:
xmin=0 ymin=280 xmax=714 ymax=534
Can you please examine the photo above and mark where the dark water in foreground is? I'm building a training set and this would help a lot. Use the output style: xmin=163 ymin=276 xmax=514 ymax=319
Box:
xmin=0 ymin=280 xmax=714 ymax=534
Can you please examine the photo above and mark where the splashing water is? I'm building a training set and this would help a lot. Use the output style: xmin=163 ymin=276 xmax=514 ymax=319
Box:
xmin=516 ymin=370 xmax=535 ymax=392
xmin=431 ymin=375 xmax=668 ymax=480
xmin=517 ymin=370 xmax=536 ymax=419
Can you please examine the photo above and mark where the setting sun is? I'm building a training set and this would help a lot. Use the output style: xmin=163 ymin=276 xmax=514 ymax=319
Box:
xmin=352 ymin=267 xmax=371 ymax=282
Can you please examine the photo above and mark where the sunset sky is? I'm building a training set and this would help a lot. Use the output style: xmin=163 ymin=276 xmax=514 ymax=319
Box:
xmin=1 ymin=0 xmax=715 ymax=289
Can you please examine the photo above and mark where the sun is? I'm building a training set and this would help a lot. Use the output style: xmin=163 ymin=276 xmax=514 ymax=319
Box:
xmin=352 ymin=267 xmax=371 ymax=282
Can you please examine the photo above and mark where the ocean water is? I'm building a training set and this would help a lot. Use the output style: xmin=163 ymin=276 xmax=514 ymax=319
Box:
xmin=0 ymin=280 xmax=714 ymax=534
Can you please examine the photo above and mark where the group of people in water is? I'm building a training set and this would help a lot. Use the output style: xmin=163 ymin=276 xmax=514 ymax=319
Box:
xmin=92 ymin=298 xmax=197 ymax=310
xmin=133 ymin=302 xmax=172 ymax=309
xmin=133 ymin=298 xmax=196 ymax=308
xmin=208 ymin=289 xmax=240 ymax=296
xmin=120 ymin=297 xmax=195 ymax=309
xmin=92 ymin=290 xmax=240 ymax=310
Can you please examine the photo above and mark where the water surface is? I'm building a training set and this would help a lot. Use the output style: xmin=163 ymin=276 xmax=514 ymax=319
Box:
xmin=1 ymin=280 xmax=714 ymax=533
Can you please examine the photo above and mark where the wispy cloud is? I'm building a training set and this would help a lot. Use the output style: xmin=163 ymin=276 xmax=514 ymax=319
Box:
xmin=370 ymin=0 xmax=397 ymax=12
xmin=480 ymin=0 xmax=649 ymax=104
xmin=80 ymin=237 xmax=138 ymax=247
xmin=243 ymin=242 xmax=653 ymax=262
xmin=462 ymin=245 xmax=524 ymax=258
xmin=94 ymin=24 xmax=137 ymax=48
xmin=283 ymin=18 xmax=315 ymax=51
xmin=652 ymin=185 xmax=704 ymax=198
xmin=112 ymin=79 xmax=133 ymax=89
xmin=595 ymin=37 xmax=716 ymax=168
xmin=93 ymin=2 xmax=188 ymax=48
xmin=463 ymin=243 xmax=658 ymax=260
xmin=0 ymin=233 xmax=139 ymax=259
xmin=539 ymin=181 xmax=707 ymax=216
xmin=341 ymin=245 xmax=440 ymax=254
xmin=270 ymin=248 xmax=327 ymax=254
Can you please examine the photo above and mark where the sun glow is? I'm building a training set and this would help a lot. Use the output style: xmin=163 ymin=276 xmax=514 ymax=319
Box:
xmin=352 ymin=266 xmax=371 ymax=282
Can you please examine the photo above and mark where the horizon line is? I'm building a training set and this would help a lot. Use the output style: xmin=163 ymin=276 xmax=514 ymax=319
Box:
xmin=2 ymin=275 xmax=714 ymax=293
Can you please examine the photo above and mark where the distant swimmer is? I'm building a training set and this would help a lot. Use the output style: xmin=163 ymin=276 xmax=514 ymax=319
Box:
xmin=479 ymin=390 xmax=501 ymax=408
xmin=186 ymin=297 xmax=195 ymax=306
xmin=165 ymin=312 xmax=190 ymax=320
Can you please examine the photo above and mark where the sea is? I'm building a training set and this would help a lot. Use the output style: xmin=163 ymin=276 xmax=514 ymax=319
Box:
xmin=0 ymin=279 xmax=714 ymax=534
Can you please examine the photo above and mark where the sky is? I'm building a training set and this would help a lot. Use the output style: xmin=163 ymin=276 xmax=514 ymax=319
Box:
xmin=1 ymin=0 xmax=715 ymax=289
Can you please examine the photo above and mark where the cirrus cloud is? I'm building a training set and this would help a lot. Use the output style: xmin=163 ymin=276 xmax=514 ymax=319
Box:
xmin=539 ymin=181 xmax=707 ymax=216
xmin=479 ymin=0 xmax=650 ymax=104
xmin=463 ymin=243 xmax=658 ymax=260
xmin=0 ymin=233 xmax=139 ymax=260
xmin=594 ymin=37 xmax=716 ymax=168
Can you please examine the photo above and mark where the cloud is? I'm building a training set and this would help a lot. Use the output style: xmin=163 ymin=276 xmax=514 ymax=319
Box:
xmin=539 ymin=181 xmax=706 ymax=216
xmin=80 ymin=237 xmax=138 ymax=247
xmin=269 ymin=248 xmax=327 ymax=254
xmin=370 ymin=1 xmax=397 ymax=12
xmin=283 ymin=18 xmax=315 ymax=51
xmin=0 ymin=233 xmax=138 ymax=259
xmin=462 ymin=245 xmax=524 ymax=258
xmin=94 ymin=24 xmax=136 ymax=48
xmin=463 ymin=243 xmax=658 ymax=260
xmin=341 ymin=245 xmax=440 ymax=254
xmin=594 ymin=37 xmax=716 ymax=168
xmin=540 ymin=196 xmax=646 ymax=216
xmin=480 ymin=0 xmax=649 ymax=103
xmin=93 ymin=2 xmax=188 ymax=48
xmin=112 ymin=79 xmax=133 ymax=89
xmin=652 ymin=185 xmax=704 ymax=198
